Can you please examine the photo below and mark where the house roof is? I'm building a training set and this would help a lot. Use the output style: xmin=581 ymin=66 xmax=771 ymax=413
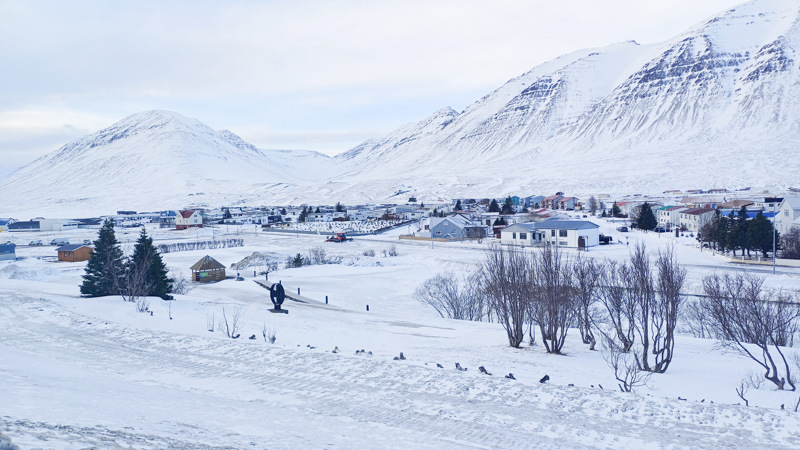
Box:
xmin=535 ymin=219 xmax=599 ymax=230
xmin=56 ymin=244 xmax=91 ymax=252
xmin=179 ymin=210 xmax=196 ymax=218
xmin=543 ymin=195 xmax=562 ymax=201
xmin=781 ymin=197 xmax=800 ymax=211
xmin=681 ymin=207 xmax=713 ymax=215
xmin=503 ymin=223 xmax=538 ymax=233
xmin=190 ymin=255 xmax=225 ymax=271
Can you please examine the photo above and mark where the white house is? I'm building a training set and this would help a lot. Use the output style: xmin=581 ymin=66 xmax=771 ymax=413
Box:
xmin=176 ymin=210 xmax=203 ymax=230
xmin=776 ymin=197 xmax=800 ymax=235
xmin=656 ymin=206 xmax=686 ymax=229
xmin=500 ymin=223 xmax=538 ymax=246
xmin=535 ymin=219 xmax=600 ymax=248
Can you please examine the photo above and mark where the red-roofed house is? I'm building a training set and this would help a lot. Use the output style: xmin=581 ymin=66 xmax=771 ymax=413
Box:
xmin=176 ymin=210 xmax=203 ymax=230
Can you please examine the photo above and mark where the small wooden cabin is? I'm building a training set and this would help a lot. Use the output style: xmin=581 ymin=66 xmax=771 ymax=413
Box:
xmin=190 ymin=255 xmax=226 ymax=282
xmin=56 ymin=244 xmax=93 ymax=262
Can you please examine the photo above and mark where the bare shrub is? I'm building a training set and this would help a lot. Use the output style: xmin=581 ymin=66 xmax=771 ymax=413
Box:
xmin=206 ymin=312 xmax=215 ymax=332
xmin=602 ymin=338 xmax=651 ymax=393
xmin=414 ymin=271 xmax=486 ymax=321
xmin=135 ymin=296 xmax=150 ymax=313
xmin=573 ymin=256 xmax=600 ymax=350
xmin=646 ymin=247 xmax=686 ymax=373
xmin=593 ymin=260 xmax=636 ymax=353
xmin=172 ymin=272 xmax=193 ymax=295
xmin=530 ymin=244 xmax=575 ymax=354
xmin=702 ymin=273 xmax=800 ymax=390
xmin=307 ymin=246 xmax=329 ymax=265
xmin=781 ymin=228 xmax=800 ymax=259
xmin=218 ymin=306 xmax=244 ymax=339
xmin=362 ymin=249 xmax=375 ymax=257
xmin=681 ymin=298 xmax=714 ymax=339
xmin=387 ymin=245 xmax=398 ymax=257
xmin=736 ymin=382 xmax=750 ymax=406
xmin=261 ymin=322 xmax=276 ymax=343
xmin=743 ymin=368 xmax=765 ymax=390
xmin=479 ymin=245 xmax=532 ymax=348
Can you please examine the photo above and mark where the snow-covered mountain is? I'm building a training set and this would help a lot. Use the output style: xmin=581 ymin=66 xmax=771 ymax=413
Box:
xmin=0 ymin=110 xmax=333 ymax=215
xmin=333 ymin=0 xmax=800 ymax=199
xmin=2 ymin=0 xmax=800 ymax=215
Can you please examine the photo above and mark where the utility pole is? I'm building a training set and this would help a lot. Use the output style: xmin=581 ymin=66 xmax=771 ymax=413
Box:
xmin=773 ymin=203 xmax=777 ymax=275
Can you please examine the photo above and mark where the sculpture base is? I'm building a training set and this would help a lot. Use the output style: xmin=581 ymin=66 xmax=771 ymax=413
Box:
xmin=270 ymin=308 xmax=288 ymax=314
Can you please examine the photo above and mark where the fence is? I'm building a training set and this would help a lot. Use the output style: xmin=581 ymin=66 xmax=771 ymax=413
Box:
xmin=157 ymin=239 xmax=244 ymax=254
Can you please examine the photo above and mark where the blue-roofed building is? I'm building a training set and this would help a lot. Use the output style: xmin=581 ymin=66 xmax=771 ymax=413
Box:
xmin=0 ymin=218 xmax=16 ymax=231
xmin=0 ymin=242 xmax=16 ymax=261
xmin=500 ymin=222 xmax=538 ymax=246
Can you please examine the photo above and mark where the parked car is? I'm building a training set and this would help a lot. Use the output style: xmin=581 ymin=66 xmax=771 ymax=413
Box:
xmin=616 ymin=226 xmax=629 ymax=232
xmin=654 ymin=226 xmax=666 ymax=233
xmin=599 ymin=234 xmax=612 ymax=245
xmin=83 ymin=239 xmax=92 ymax=245
xmin=50 ymin=238 xmax=69 ymax=246
xmin=29 ymin=239 xmax=43 ymax=246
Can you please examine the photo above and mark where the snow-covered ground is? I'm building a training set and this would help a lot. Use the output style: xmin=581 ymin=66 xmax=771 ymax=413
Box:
xmin=2 ymin=218 xmax=800 ymax=448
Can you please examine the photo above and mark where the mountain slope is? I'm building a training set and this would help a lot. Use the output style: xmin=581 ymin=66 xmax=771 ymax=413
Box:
xmin=0 ymin=111 xmax=332 ymax=215
xmin=331 ymin=0 xmax=800 ymax=199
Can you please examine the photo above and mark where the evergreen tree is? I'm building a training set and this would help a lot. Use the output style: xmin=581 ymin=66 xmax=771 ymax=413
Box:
xmin=314 ymin=206 xmax=321 ymax=214
xmin=747 ymin=211 xmax=775 ymax=258
xmin=501 ymin=196 xmax=514 ymax=215
xmin=335 ymin=202 xmax=345 ymax=212
xmin=130 ymin=228 xmax=174 ymax=300
xmin=493 ymin=217 xmax=507 ymax=226
xmin=454 ymin=199 xmax=463 ymax=211
xmin=81 ymin=219 xmax=124 ymax=297
xmin=611 ymin=202 xmax=622 ymax=218
xmin=728 ymin=209 xmax=749 ymax=256
xmin=635 ymin=202 xmax=657 ymax=230
xmin=223 ymin=208 xmax=232 ymax=220
xmin=299 ymin=206 xmax=308 ymax=222
xmin=488 ymin=199 xmax=501 ymax=213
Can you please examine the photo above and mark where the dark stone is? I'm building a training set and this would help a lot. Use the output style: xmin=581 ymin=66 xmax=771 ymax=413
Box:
xmin=539 ymin=375 xmax=550 ymax=384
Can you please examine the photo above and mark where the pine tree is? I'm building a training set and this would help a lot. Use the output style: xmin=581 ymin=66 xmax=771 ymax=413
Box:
xmin=130 ymin=228 xmax=174 ymax=300
xmin=223 ymin=208 xmax=232 ymax=220
xmin=636 ymin=202 xmax=657 ymax=230
xmin=314 ymin=206 xmax=321 ymax=214
xmin=488 ymin=199 xmax=501 ymax=213
xmin=454 ymin=199 xmax=462 ymax=211
xmin=501 ymin=197 xmax=514 ymax=215
xmin=747 ymin=211 xmax=775 ymax=258
xmin=335 ymin=202 xmax=345 ymax=212
xmin=611 ymin=202 xmax=622 ymax=218
xmin=81 ymin=219 xmax=124 ymax=297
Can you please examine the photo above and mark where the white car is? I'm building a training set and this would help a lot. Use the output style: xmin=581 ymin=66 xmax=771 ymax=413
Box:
xmin=29 ymin=239 xmax=43 ymax=246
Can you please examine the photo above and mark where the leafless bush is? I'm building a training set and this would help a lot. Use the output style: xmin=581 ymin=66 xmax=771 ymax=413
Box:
xmin=387 ymin=245 xmax=398 ymax=257
xmin=117 ymin=257 xmax=152 ymax=305
xmin=743 ymin=368 xmax=765 ymax=390
xmin=681 ymin=298 xmax=715 ymax=339
xmin=206 ymin=312 xmax=215 ymax=332
xmin=217 ymin=306 xmax=244 ymax=339
xmin=781 ymin=228 xmax=800 ymax=259
xmin=645 ymin=247 xmax=686 ymax=373
xmin=736 ymin=381 xmax=750 ymax=406
xmin=261 ymin=322 xmax=276 ymax=343
xmin=479 ymin=245 xmax=532 ymax=348
xmin=171 ymin=272 xmax=193 ymax=295
xmin=602 ymin=338 xmax=651 ymax=393
xmin=362 ymin=249 xmax=375 ymax=257
xmin=135 ymin=296 xmax=150 ymax=313
xmin=308 ymin=246 xmax=329 ymax=265
xmin=530 ymin=244 xmax=575 ymax=354
xmin=414 ymin=271 xmax=486 ymax=321
xmin=573 ymin=256 xmax=600 ymax=350
xmin=593 ymin=260 xmax=636 ymax=353
xmin=702 ymin=273 xmax=800 ymax=390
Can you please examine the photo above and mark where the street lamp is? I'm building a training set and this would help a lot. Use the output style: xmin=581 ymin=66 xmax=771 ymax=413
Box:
xmin=773 ymin=203 xmax=776 ymax=275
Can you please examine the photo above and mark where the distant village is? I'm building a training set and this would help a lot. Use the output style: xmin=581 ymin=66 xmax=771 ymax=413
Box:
xmin=2 ymin=190 xmax=800 ymax=263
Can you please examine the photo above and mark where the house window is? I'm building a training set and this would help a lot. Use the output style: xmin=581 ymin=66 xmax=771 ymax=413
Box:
xmin=551 ymin=230 xmax=555 ymax=237
xmin=520 ymin=232 xmax=527 ymax=240
xmin=559 ymin=230 xmax=568 ymax=237
xmin=559 ymin=241 xmax=567 ymax=246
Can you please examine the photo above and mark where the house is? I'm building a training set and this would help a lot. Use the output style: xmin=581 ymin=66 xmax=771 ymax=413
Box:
xmin=776 ymin=197 xmax=800 ymax=235
xmin=176 ymin=210 xmax=203 ymax=230
xmin=429 ymin=215 xmax=488 ymax=239
xmin=56 ymin=244 xmax=93 ymax=262
xmin=535 ymin=219 xmax=600 ymax=248
xmin=679 ymin=208 xmax=714 ymax=233
xmin=0 ymin=218 xmax=16 ymax=232
xmin=0 ymin=242 xmax=16 ymax=261
xmin=500 ymin=223 xmax=538 ymax=246
xmin=524 ymin=195 xmax=545 ymax=209
xmin=656 ymin=206 xmax=686 ymax=229
xmin=542 ymin=195 xmax=563 ymax=209
xmin=190 ymin=255 xmax=226 ymax=282
xmin=556 ymin=197 xmax=578 ymax=210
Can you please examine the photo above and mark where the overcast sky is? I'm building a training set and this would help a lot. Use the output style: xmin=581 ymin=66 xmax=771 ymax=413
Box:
xmin=0 ymin=0 xmax=747 ymax=178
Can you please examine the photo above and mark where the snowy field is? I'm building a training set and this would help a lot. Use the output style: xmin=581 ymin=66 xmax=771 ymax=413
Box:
xmin=2 ymin=218 xmax=800 ymax=448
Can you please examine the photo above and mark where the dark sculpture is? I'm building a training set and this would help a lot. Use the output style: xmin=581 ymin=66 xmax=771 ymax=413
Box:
xmin=270 ymin=282 xmax=285 ymax=310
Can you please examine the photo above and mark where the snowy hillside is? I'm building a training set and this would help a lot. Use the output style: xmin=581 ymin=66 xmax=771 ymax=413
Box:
xmin=0 ymin=110 xmax=334 ymax=216
xmin=3 ymin=0 xmax=800 ymax=215
xmin=332 ymin=0 xmax=800 ymax=200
